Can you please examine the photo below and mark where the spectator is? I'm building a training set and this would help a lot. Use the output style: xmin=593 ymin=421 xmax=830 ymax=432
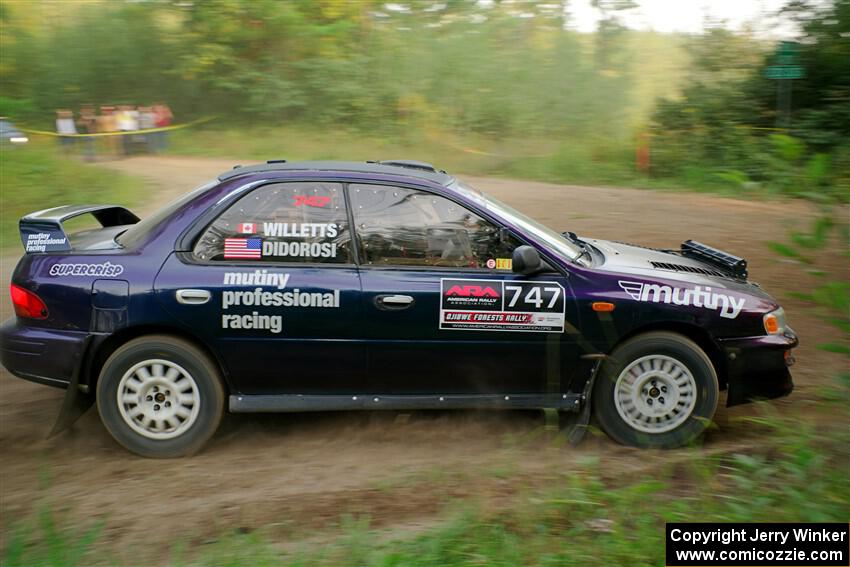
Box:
xmin=96 ymin=105 xmax=118 ymax=156
xmin=77 ymin=104 xmax=97 ymax=161
xmin=138 ymin=106 xmax=156 ymax=152
xmin=55 ymin=109 xmax=77 ymax=153
xmin=153 ymin=103 xmax=173 ymax=151
xmin=116 ymin=105 xmax=139 ymax=155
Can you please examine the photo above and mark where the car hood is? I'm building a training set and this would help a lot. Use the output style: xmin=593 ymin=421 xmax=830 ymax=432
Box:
xmin=584 ymin=238 xmax=775 ymax=300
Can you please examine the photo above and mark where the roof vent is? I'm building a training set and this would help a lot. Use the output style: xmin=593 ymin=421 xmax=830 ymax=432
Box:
xmin=378 ymin=160 xmax=437 ymax=173
xmin=267 ymin=159 xmax=287 ymax=164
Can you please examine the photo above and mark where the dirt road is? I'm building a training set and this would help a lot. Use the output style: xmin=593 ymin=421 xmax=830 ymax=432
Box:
xmin=1 ymin=157 xmax=846 ymax=559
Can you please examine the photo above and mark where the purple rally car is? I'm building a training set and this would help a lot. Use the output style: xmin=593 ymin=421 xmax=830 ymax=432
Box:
xmin=1 ymin=160 xmax=797 ymax=457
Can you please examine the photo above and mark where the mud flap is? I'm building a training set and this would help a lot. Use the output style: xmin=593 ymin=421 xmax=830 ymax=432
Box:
xmin=48 ymin=337 xmax=94 ymax=438
xmin=561 ymin=356 xmax=605 ymax=445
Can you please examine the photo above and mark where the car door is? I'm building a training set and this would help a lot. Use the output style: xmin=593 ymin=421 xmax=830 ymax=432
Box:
xmin=155 ymin=181 xmax=366 ymax=395
xmin=349 ymin=183 xmax=575 ymax=395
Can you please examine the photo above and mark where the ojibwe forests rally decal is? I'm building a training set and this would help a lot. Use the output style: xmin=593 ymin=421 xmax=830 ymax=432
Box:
xmin=439 ymin=278 xmax=566 ymax=332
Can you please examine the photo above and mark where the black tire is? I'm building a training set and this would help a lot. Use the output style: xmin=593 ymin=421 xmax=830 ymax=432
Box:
xmin=592 ymin=331 xmax=718 ymax=448
xmin=96 ymin=335 xmax=225 ymax=458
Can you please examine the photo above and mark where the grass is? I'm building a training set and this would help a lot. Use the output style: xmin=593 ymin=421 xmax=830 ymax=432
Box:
xmin=166 ymin=125 xmax=753 ymax=198
xmin=0 ymin=141 xmax=147 ymax=253
xmin=3 ymin=412 xmax=848 ymax=567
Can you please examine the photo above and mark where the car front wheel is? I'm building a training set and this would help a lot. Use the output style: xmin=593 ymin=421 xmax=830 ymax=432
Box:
xmin=592 ymin=331 xmax=719 ymax=448
xmin=96 ymin=335 xmax=225 ymax=458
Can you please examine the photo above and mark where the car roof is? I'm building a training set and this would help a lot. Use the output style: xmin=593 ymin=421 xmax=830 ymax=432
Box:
xmin=217 ymin=159 xmax=454 ymax=186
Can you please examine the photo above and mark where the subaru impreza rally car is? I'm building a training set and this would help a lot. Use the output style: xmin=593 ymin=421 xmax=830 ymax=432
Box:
xmin=1 ymin=160 xmax=797 ymax=457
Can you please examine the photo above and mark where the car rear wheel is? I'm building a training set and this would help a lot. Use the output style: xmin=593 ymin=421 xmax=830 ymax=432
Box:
xmin=592 ymin=331 xmax=719 ymax=448
xmin=96 ymin=335 xmax=224 ymax=458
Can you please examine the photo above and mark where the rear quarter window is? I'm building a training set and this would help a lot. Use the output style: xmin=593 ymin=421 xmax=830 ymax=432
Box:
xmin=117 ymin=180 xmax=217 ymax=249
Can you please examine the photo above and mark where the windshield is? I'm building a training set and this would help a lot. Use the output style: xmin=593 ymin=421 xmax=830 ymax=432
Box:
xmin=450 ymin=181 xmax=589 ymax=266
xmin=116 ymin=180 xmax=218 ymax=248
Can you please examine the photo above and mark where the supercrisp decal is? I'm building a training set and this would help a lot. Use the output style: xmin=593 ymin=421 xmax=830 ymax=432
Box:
xmin=618 ymin=280 xmax=746 ymax=319
xmin=49 ymin=261 xmax=124 ymax=277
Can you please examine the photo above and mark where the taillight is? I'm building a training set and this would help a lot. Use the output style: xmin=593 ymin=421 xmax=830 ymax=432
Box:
xmin=10 ymin=284 xmax=48 ymax=319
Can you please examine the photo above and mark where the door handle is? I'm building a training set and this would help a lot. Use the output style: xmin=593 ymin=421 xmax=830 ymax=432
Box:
xmin=176 ymin=289 xmax=211 ymax=305
xmin=375 ymin=294 xmax=415 ymax=309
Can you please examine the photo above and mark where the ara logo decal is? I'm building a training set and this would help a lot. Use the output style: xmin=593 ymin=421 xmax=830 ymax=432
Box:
xmin=442 ymin=279 xmax=502 ymax=311
xmin=445 ymin=285 xmax=500 ymax=298
xmin=618 ymin=280 xmax=746 ymax=319
xmin=293 ymin=195 xmax=331 ymax=208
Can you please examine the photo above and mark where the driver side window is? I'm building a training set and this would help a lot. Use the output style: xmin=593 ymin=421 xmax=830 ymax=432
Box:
xmin=349 ymin=184 xmax=519 ymax=269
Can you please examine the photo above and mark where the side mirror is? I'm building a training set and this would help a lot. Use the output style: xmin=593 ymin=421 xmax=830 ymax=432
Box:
xmin=512 ymin=245 xmax=545 ymax=275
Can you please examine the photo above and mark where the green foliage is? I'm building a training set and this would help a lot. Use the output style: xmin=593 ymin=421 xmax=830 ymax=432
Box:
xmin=2 ymin=0 xmax=845 ymax=200
xmin=0 ymin=96 xmax=35 ymax=119
xmin=771 ymin=203 xmax=850 ymax=406
xmin=779 ymin=213 xmax=850 ymax=352
xmin=0 ymin=0 xmax=643 ymax=142
xmin=649 ymin=0 xmax=850 ymax=200
xmin=2 ymin=506 xmax=102 ymax=567
xmin=0 ymin=142 xmax=146 ymax=252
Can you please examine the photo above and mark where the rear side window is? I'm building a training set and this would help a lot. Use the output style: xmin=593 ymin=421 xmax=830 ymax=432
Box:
xmin=349 ymin=184 xmax=519 ymax=269
xmin=193 ymin=182 xmax=351 ymax=264
xmin=117 ymin=180 xmax=217 ymax=249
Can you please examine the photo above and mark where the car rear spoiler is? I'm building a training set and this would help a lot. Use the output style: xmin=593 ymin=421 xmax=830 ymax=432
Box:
xmin=19 ymin=204 xmax=140 ymax=253
xmin=681 ymin=239 xmax=748 ymax=280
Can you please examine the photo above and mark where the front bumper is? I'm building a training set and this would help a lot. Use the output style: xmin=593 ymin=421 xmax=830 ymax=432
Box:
xmin=0 ymin=318 xmax=90 ymax=389
xmin=719 ymin=330 xmax=797 ymax=407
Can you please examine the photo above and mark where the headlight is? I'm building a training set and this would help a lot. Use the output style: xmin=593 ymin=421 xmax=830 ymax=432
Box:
xmin=763 ymin=307 xmax=788 ymax=335
xmin=9 ymin=136 xmax=28 ymax=144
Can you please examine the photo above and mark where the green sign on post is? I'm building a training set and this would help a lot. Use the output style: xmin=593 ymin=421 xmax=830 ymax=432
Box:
xmin=766 ymin=41 xmax=804 ymax=80
xmin=765 ymin=66 xmax=804 ymax=79
xmin=767 ymin=41 xmax=803 ymax=127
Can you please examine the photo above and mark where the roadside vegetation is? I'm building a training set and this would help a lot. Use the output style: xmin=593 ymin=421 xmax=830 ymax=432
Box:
xmin=0 ymin=142 xmax=145 ymax=253
xmin=1 ymin=0 xmax=847 ymax=201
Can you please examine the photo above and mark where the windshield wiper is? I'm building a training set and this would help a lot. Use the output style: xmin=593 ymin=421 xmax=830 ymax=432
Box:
xmin=562 ymin=231 xmax=591 ymax=264
xmin=576 ymin=246 xmax=591 ymax=264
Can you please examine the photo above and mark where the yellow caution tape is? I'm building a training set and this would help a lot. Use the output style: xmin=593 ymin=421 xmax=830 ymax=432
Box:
xmin=19 ymin=115 xmax=217 ymax=138
xmin=425 ymin=130 xmax=557 ymax=159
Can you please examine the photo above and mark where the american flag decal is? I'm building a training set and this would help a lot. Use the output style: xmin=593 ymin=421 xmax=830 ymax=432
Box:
xmin=224 ymin=237 xmax=262 ymax=259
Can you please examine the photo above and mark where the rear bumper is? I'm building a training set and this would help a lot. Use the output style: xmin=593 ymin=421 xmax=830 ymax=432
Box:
xmin=0 ymin=318 xmax=90 ymax=389
xmin=719 ymin=330 xmax=797 ymax=407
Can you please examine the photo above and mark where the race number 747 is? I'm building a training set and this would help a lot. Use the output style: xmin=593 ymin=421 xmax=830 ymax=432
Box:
xmin=505 ymin=284 xmax=561 ymax=310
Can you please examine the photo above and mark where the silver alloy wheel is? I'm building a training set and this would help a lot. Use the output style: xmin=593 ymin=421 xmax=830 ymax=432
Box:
xmin=116 ymin=359 xmax=200 ymax=440
xmin=613 ymin=354 xmax=697 ymax=434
